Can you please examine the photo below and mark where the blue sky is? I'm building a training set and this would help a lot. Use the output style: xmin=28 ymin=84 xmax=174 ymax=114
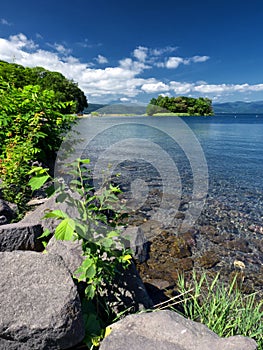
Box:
xmin=1 ymin=0 xmax=263 ymax=104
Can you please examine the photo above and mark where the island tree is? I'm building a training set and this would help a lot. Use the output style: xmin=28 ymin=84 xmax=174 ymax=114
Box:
xmin=146 ymin=95 xmax=213 ymax=116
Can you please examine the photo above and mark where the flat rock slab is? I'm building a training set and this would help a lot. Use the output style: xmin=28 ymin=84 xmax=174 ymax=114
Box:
xmin=0 ymin=251 xmax=84 ymax=349
xmin=0 ymin=223 xmax=44 ymax=252
xmin=100 ymin=310 xmax=257 ymax=350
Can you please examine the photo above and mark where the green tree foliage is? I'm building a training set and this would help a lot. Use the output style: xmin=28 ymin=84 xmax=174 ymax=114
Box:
xmin=0 ymin=77 xmax=76 ymax=206
xmin=146 ymin=95 xmax=214 ymax=116
xmin=0 ymin=60 xmax=88 ymax=113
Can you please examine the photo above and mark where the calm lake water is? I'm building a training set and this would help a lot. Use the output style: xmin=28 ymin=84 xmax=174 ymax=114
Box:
xmin=75 ymin=114 xmax=263 ymax=225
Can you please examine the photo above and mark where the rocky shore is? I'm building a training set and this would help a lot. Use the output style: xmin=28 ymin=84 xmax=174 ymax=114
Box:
xmin=119 ymin=187 xmax=263 ymax=301
xmin=0 ymin=188 xmax=261 ymax=349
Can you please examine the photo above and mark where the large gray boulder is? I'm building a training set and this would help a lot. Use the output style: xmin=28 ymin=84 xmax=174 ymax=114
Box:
xmin=0 ymin=251 xmax=84 ymax=349
xmin=100 ymin=310 xmax=257 ymax=350
xmin=0 ymin=223 xmax=43 ymax=252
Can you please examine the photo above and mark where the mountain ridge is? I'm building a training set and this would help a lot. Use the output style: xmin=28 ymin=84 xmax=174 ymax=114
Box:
xmin=213 ymin=100 xmax=263 ymax=114
xmin=85 ymin=100 xmax=263 ymax=115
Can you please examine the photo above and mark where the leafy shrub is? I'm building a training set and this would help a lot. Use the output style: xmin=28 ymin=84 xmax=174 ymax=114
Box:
xmin=0 ymin=78 xmax=76 ymax=207
xmin=33 ymin=158 xmax=132 ymax=348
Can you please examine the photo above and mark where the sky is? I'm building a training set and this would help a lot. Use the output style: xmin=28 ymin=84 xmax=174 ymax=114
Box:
xmin=1 ymin=0 xmax=263 ymax=104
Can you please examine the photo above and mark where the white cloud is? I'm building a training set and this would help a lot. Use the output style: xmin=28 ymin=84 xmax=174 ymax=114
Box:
xmin=133 ymin=46 xmax=148 ymax=62
xmin=169 ymin=81 xmax=193 ymax=94
xmin=9 ymin=33 xmax=38 ymax=50
xmin=151 ymin=46 xmax=178 ymax=56
xmin=36 ymin=33 xmax=43 ymax=39
xmin=141 ymin=80 xmax=170 ymax=93
xmin=120 ymin=97 xmax=130 ymax=102
xmin=191 ymin=55 xmax=210 ymax=63
xmin=53 ymin=43 xmax=71 ymax=55
xmin=163 ymin=55 xmax=209 ymax=69
xmin=165 ymin=56 xmax=184 ymax=69
xmin=0 ymin=18 xmax=12 ymax=26
xmin=0 ymin=33 xmax=262 ymax=103
xmin=95 ymin=54 xmax=108 ymax=64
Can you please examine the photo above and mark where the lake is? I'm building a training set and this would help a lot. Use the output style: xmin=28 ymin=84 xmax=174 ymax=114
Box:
xmin=57 ymin=114 xmax=263 ymax=295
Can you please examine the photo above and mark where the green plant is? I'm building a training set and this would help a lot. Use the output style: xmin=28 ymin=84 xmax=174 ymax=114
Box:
xmin=37 ymin=158 xmax=131 ymax=348
xmin=0 ymin=79 xmax=76 ymax=208
xmin=177 ymin=271 xmax=263 ymax=348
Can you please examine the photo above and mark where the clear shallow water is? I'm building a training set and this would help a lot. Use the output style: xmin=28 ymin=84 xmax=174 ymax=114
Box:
xmin=80 ymin=114 xmax=263 ymax=218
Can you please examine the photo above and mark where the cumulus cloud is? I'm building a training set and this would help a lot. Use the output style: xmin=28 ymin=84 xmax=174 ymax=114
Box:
xmin=9 ymin=33 xmax=38 ymax=50
xmin=0 ymin=33 xmax=262 ymax=103
xmin=161 ymin=55 xmax=210 ymax=69
xmin=46 ymin=42 xmax=71 ymax=55
xmin=165 ymin=56 xmax=185 ymax=69
xmin=53 ymin=43 xmax=71 ymax=55
xmin=141 ymin=80 xmax=170 ymax=93
xmin=133 ymin=46 xmax=148 ymax=62
xmin=95 ymin=54 xmax=108 ymax=64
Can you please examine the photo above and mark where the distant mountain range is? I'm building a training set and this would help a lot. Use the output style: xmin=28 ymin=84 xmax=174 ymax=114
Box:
xmin=84 ymin=100 xmax=263 ymax=115
xmin=83 ymin=103 xmax=146 ymax=115
xmin=213 ymin=100 xmax=263 ymax=114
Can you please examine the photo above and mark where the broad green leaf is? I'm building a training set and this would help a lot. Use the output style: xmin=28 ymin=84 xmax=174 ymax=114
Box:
xmin=27 ymin=166 xmax=46 ymax=175
xmin=70 ymin=179 xmax=82 ymax=186
xmin=81 ymin=258 xmax=93 ymax=269
xmin=55 ymin=217 xmax=75 ymax=240
xmin=104 ymin=326 xmax=112 ymax=338
xmin=85 ymin=284 xmax=96 ymax=299
xmin=38 ymin=229 xmax=51 ymax=239
xmin=101 ymin=238 xmax=113 ymax=249
xmin=79 ymin=158 xmax=90 ymax=164
xmin=74 ymin=267 xmax=86 ymax=281
xmin=44 ymin=209 xmax=68 ymax=219
xmin=85 ymin=264 xmax=96 ymax=279
xmin=28 ymin=175 xmax=50 ymax=191
xmin=121 ymin=254 xmax=132 ymax=262
xmin=107 ymin=231 xmax=119 ymax=238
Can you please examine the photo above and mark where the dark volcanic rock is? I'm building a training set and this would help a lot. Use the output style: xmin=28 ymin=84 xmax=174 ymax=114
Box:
xmin=0 ymin=251 xmax=84 ymax=349
xmin=0 ymin=199 xmax=15 ymax=224
xmin=0 ymin=223 xmax=44 ymax=252
xmin=46 ymin=236 xmax=84 ymax=275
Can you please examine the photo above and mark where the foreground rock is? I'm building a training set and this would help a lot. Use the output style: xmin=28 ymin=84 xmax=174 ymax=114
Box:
xmin=0 ymin=223 xmax=43 ymax=252
xmin=100 ymin=310 xmax=257 ymax=350
xmin=0 ymin=251 xmax=84 ymax=349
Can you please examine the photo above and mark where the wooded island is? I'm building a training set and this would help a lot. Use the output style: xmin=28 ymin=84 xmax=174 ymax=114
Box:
xmin=146 ymin=95 xmax=214 ymax=116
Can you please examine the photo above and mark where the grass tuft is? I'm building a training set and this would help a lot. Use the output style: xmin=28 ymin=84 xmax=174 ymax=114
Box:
xmin=176 ymin=271 xmax=263 ymax=349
